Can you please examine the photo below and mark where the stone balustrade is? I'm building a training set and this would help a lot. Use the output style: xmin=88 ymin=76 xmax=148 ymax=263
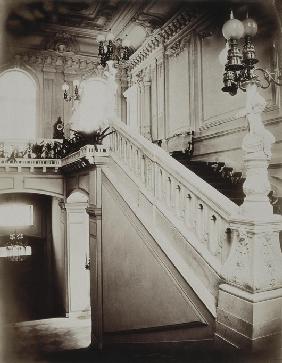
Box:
xmin=111 ymin=121 xmax=239 ymax=266
xmin=0 ymin=140 xmax=109 ymax=173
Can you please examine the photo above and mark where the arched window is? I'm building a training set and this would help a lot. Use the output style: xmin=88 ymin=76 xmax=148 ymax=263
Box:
xmin=0 ymin=69 xmax=36 ymax=139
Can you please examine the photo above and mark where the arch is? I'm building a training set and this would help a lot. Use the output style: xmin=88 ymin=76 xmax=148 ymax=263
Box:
xmin=0 ymin=189 xmax=64 ymax=199
xmin=0 ymin=67 xmax=38 ymax=139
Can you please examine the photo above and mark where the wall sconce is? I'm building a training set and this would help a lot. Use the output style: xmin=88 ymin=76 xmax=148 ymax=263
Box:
xmin=85 ymin=253 xmax=90 ymax=270
xmin=221 ymin=11 xmax=282 ymax=96
xmin=62 ymin=79 xmax=80 ymax=102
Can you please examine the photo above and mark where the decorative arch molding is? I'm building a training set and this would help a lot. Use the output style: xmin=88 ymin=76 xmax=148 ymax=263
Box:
xmin=0 ymin=61 xmax=40 ymax=86
xmin=0 ymin=189 xmax=64 ymax=199
xmin=0 ymin=174 xmax=64 ymax=198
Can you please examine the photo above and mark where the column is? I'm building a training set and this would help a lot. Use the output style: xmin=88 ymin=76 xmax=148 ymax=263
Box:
xmin=143 ymin=76 xmax=152 ymax=140
xmin=65 ymin=200 xmax=90 ymax=317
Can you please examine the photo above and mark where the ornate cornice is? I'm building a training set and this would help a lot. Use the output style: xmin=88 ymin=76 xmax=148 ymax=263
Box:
xmin=128 ymin=7 xmax=211 ymax=69
xmin=13 ymin=50 xmax=100 ymax=74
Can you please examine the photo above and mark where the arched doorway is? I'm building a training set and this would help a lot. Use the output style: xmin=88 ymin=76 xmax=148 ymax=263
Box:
xmin=0 ymin=193 xmax=53 ymax=323
xmin=65 ymin=189 xmax=90 ymax=316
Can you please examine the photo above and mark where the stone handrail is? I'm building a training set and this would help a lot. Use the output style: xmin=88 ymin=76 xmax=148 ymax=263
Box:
xmin=61 ymin=144 xmax=109 ymax=166
xmin=110 ymin=121 xmax=240 ymax=267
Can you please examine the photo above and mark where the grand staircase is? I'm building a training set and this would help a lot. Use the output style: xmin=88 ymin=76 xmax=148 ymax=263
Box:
xmin=171 ymin=152 xmax=245 ymax=206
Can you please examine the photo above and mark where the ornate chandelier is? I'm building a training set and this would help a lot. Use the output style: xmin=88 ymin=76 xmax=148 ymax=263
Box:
xmin=97 ymin=31 xmax=133 ymax=67
xmin=221 ymin=11 xmax=282 ymax=96
xmin=0 ymin=233 xmax=32 ymax=262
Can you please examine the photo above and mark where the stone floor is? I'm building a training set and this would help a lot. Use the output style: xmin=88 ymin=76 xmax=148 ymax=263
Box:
xmin=0 ymin=316 xmax=281 ymax=363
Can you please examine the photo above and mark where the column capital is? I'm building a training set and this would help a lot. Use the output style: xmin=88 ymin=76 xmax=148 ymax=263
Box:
xmin=58 ymin=200 xmax=66 ymax=211
xmin=86 ymin=206 xmax=102 ymax=219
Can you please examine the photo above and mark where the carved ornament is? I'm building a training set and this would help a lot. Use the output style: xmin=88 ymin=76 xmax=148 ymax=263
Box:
xmin=222 ymin=221 xmax=282 ymax=293
xmin=128 ymin=7 xmax=208 ymax=69
xmin=44 ymin=32 xmax=79 ymax=54
xmin=14 ymin=51 xmax=99 ymax=74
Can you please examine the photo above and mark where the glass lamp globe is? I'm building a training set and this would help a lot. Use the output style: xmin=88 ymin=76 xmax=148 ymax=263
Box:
xmin=106 ymin=31 xmax=114 ymax=42
xmin=222 ymin=11 xmax=244 ymax=40
xmin=122 ymin=37 xmax=130 ymax=47
xmin=242 ymin=17 xmax=258 ymax=37
xmin=218 ymin=43 xmax=229 ymax=66
xmin=73 ymin=80 xmax=80 ymax=87
xmin=97 ymin=34 xmax=105 ymax=43
xmin=62 ymin=82 xmax=69 ymax=91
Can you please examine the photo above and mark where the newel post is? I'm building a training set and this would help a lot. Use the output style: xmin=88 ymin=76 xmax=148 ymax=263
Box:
xmin=216 ymin=85 xmax=282 ymax=351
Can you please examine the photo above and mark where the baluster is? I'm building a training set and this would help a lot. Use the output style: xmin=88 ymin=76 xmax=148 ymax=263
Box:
xmin=175 ymin=184 xmax=181 ymax=218
xmin=124 ymin=140 xmax=128 ymax=163
xmin=184 ymin=192 xmax=192 ymax=228
xmin=147 ymin=159 xmax=154 ymax=193
xmin=196 ymin=200 xmax=206 ymax=242
xmin=129 ymin=144 xmax=133 ymax=170
xmin=141 ymin=154 xmax=146 ymax=185
xmin=208 ymin=212 xmax=222 ymax=257
xmin=115 ymin=133 xmax=119 ymax=153
xmin=135 ymin=149 xmax=139 ymax=175
xmin=158 ymin=168 xmax=163 ymax=200
xmin=167 ymin=176 xmax=172 ymax=208
xmin=161 ymin=170 xmax=167 ymax=203
xmin=119 ymin=136 xmax=123 ymax=159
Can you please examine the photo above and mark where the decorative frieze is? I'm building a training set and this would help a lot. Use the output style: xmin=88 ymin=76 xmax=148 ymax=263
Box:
xmin=14 ymin=51 xmax=99 ymax=74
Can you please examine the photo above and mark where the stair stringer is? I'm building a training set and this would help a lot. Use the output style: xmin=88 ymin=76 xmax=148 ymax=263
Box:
xmin=101 ymin=165 xmax=219 ymax=345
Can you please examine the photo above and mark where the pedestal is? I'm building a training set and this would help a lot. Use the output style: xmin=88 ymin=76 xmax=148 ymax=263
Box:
xmin=216 ymin=84 xmax=282 ymax=351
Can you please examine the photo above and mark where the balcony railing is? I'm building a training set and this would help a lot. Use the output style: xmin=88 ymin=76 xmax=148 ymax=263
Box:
xmin=0 ymin=139 xmax=109 ymax=172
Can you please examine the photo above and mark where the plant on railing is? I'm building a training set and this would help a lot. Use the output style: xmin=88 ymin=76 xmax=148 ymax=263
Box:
xmin=57 ymin=127 xmax=113 ymax=158
xmin=0 ymin=127 xmax=112 ymax=162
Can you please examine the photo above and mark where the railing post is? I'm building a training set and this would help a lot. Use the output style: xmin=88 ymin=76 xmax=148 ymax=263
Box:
xmin=216 ymin=85 xmax=282 ymax=351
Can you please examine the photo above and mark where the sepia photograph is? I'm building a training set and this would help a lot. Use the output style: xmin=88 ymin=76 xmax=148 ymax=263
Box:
xmin=0 ymin=0 xmax=281 ymax=362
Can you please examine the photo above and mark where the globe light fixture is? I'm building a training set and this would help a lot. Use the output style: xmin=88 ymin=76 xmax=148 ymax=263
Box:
xmin=221 ymin=11 xmax=282 ymax=96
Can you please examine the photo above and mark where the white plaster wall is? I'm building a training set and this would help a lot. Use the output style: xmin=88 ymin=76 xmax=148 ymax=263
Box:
xmin=167 ymin=48 xmax=190 ymax=136
xmin=101 ymin=181 xmax=207 ymax=333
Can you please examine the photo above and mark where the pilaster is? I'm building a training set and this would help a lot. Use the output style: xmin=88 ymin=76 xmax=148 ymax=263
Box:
xmin=87 ymin=204 xmax=103 ymax=351
xmin=87 ymin=167 xmax=104 ymax=350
